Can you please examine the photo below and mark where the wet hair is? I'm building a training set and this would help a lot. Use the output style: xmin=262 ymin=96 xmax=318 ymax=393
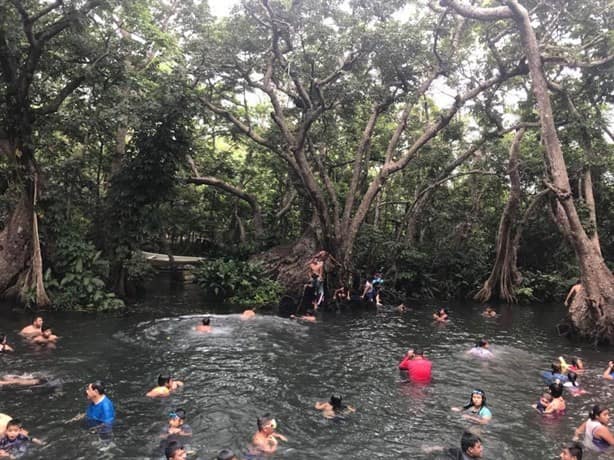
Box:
xmin=329 ymin=395 xmax=347 ymax=412
xmin=540 ymin=392 xmax=553 ymax=403
xmin=460 ymin=431 xmax=481 ymax=454
xmin=165 ymin=440 xmax=184 ymax=459
xmin=32 ymin=315 xmax=43 ymax=323
xmin=567 ymin=371 xmax=578 ymax=387
xmin=549 ymin=381 xmax=564 ymax=398
xmin=564 ymin=442 xmax=583 ymax=460
xmin=476 ymin=338 xmax=488 ymax=348
xmin=589 ymin=405 xmax=609 ymax=420
xmin=6 ymin=419 xmax=22 ymax=429
xmin=257 ymin=413 xmax=274 ymax=431
xmin=0 ymin=334 xmax=6 ymax=344
xmin=438 ymin=308 xmax=448 ymax=315
xmin=217 ymin=449 xmax=237 ymax=460
xmin=169 ymin=408 xmax=186 ymax=420
xmin=158 ymin=374 xmax=172 ymax=386
xmin=571 ymin=357 xmax=583 ymax=369
xmin=202 ymin=317 xmax=211 ymax=326
xmin=90 ymin=381 xmax=106 ymax=395
xmin=41 ymin=326 xmax=51 ymax=333
xmin=464 ymin=389 xmax=487 ymax=410
xmin=414 ymin=349 xmax=424 ymax=357
xmin=551 ymin=362 xmax=562 ymax=374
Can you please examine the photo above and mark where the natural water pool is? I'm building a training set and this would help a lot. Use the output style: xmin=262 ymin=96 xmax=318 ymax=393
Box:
xmin=1 ymin=281 xmax=614 ymax=459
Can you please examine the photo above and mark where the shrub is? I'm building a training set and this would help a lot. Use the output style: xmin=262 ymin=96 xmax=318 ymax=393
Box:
xmin=193 ymin=258 xmax=282 ymax=307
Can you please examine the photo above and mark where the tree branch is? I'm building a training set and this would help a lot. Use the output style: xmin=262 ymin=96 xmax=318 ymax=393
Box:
xmin=439 ymin=0 xmax=513 ymax=20
xmin=35 ymin=76 xmax=85 ymax=116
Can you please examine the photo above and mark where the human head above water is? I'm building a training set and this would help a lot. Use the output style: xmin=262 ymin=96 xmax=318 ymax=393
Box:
xmin=549 ymin=380 xmax=564 ymax=398
xmin=88 ymin=380 xmax=106 ymax=395
xmin=476 ymin=339 xmax=488 ymax=348
xmin=329 ymin=395 xmax=344 ymax=410
xmin=461 ymin=430 xmax=482 ymax=455
xmin=202 ymin=317 xmax=211 ymax=326
xmin=560 ymin=442 xmax=583 ymax=460
xmin=32 ymin=315 xmax=43 ymax=327
xmin=257 ymin=413 xmax=277 ymax=432
xmin=551 ymin=362 xmax=563 ymax=374
xmin=467 ymin=389 xmax=487 ymax=408
xmin=589 ymin=404 xmax=609 ymax=421
xmin=165 ymin=440 xmax=185 ymax=460
xmin=158 ymin=374 xmax=172 ymax=387
xmin=169 ymin=408 xmax=186 ymax=420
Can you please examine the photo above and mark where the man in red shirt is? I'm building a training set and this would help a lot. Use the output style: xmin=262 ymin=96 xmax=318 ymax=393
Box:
xmin=404 ymin=349 xmax=432 ymax=383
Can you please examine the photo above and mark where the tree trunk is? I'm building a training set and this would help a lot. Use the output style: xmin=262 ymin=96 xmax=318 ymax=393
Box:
xmin=475 ymin=129 xmax=524 ymax=303
xmin=445 ymin=0 xmax=614 ymax=342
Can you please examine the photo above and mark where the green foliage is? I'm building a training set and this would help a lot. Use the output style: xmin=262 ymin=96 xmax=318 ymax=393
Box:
xmin=517 ymin=271 xmax=572 ymax=304
xmin=44 ymin=230 xmax=125 ymax=311
xmin=124 ymin=251 xmax=157 ymax=283
xmin=193 ymin=259 xmax=282 ymax=307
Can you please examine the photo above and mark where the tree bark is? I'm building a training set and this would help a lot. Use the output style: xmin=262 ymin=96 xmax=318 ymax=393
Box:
xmin=475 ymin=129 xmax=524 ymax=303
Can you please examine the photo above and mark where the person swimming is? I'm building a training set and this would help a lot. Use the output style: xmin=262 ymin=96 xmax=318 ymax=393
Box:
xmin=451 ymin=389 xmax=492 ymax=424
xmin=481 ymin=306 xmax=497 ymax=317
xmin=433 ymin=308 xmax=449 ymax=322
xmin=564 ymin=371 xmax=588 ymax=396
xmin=467 ymin=339 xmax=494 ymax=359
xmin=314 ymin=395 xmax=356 ymax=419
xmin=146 ymin=374 xmax=184 ymax=398
xmin=0 ymin=374 xmax=47 ymax=389
xmin=0 ymin=335 xmax=14 ymax=353
xmin=543 ymin=381 xmax=566 ymax=415
xmin=251 ymin=414 xmax=287 ymax=454
xmin=574 ymin=405 xmax=614 ymax=452
xmin=533 ymin=392 xmax=553 ymax=414
xmin=195 ymin=317 xmax=212 ymax=333
xmin=541 ymin=362 xmax=569 ymax=385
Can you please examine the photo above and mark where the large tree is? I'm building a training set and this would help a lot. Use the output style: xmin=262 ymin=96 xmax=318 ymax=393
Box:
xmin=443 ymin=0 xmax=614 ymax=341
xmin=194 ymin=0 xmax=528 ymax=288
xmin=0 ymin=0 xmax=111 ymax=305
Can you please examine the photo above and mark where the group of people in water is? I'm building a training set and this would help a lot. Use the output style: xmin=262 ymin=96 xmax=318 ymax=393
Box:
xmin=0 ymin=272 xmax=608 ymax=460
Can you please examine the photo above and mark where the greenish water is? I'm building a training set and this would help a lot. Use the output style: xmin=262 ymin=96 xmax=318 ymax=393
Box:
xmin=1 ymin=277 xmax=613 ymax=459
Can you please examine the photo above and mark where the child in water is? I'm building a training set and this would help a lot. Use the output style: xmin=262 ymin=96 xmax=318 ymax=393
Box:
xmin=0 ymin=419 xmax=42 ymax=457
xmin=315 ymin=395 xmax=356 ymax=419
xmin=564 ymin=371 xmax=588 ymax=397
xmin=532 ymin=392 xmax=553 ymax=414
xmin=161 ymin=409 xmax=193 ymax=438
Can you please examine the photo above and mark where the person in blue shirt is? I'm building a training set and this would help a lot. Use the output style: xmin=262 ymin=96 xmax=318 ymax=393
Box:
xmin=541 ymin=362 xmax=569 ymax=385
xmin=85 ymin=381 xmax=115 ymax=426
xmin=602 ymin=361 xmax=614 ymax=380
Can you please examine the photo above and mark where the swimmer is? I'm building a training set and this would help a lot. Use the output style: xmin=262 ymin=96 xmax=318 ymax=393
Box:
xmin=251 ymin=414 xmax=287 ymax=454
xmin=396 ymin=303 xmax=408 ymax=313
xmin=481 ymin=306 xmax=497 ymax=317
xmin=565 ymin=371 xmax=588 ymax=396
xmin=147 ymin=374 xmax=184 ymax=398
xmin=161 ymin=409 xmax=192 ymax=438
xmin=569 ymin=358 xmax=585 ymax=373
xmin=543 ymin=380 xmax=566 ymax=415
xmin=0 ymin=418 xmax=42 ymax=455
xmin=0 ymin=374 xmax=47 ymax=388
xmin=403 ymin=349 xmax=432 ymax=383
xmin=602 ymin=361 xmax=614 ymax=380
xmin=541 ymin=362 xmax=568 ymax=385
xmin=165 ymin=440 xmax=187 ymax=460
xmin=19 ymin=316 xmax=43 ymax=338
xmin=574 ymin=405 xmax=614 ymax=453
xmin=467 ymin=339 xmax=494 ymax=359
xmin=398 ymin=348 xmax=415 ymax=370
xmin=241 ymin=309 xmax=256 ymax=320
xmin=532 ymin=392 xmax=553 ymax=414
xmin=315 ymin=395 xmax=356 ymax=419
xmin=0 ymin=335 xmax=14 ymax=353
xmin=32 ymin=327 xmax=58 ymax=347
xmin=559 ymin=442 xmax=583 ymax=460
xmin=216 ymin=448 xmax=238 ymax=460
xmin=451 ymin=389 xmax=492 ymax=424
xmin=446 ymin=430 xmax=484 ymax=459
xmin=194 ymin=317 xmax=212 ymax=333
xmin=433 ymin=308 xmax=449 ymax=322
xmin=291 ymin=310 xmax=317 ymax=322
